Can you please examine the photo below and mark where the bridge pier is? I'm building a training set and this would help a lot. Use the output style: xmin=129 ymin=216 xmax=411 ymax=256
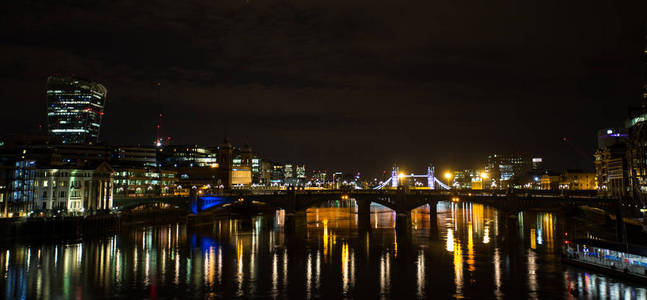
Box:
xmin=429 ymin=202 xmax=439 ymax=240
xmin=357 ymin=198 xmax=371 ymax=232
xmin=393 ymin=187 xmax=412 ymax=234
xmin=189 ymin=189 xmax=199 ymax=214
xmin=286 ymin=187 xmax=297 ymax=215
xmin=285 ymin=210 xmax=307 ymax=241
xmin=395 ymin=210 xmax=412 ymax=237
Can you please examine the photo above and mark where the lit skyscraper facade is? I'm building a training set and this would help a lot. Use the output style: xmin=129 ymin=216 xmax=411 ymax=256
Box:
xmin=46 ymin=75 xmax=108 ymax=144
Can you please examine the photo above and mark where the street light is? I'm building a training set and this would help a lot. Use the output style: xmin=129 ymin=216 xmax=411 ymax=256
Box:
xmin=444 ymin=172 xmax=453 ymax=180
xmin=480 ymin=172 xmax=489 ymax=179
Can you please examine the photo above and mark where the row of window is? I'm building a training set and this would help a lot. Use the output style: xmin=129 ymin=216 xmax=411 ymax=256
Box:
xmin=35 ymin=171 xmax=93 ymax=177
xmin=113 ymin=180 xmax=174 ymax=185
xmin=114 ymin=172 xmax=175 ymax=178
xmin=34 ymin=180 xmax=82 ymax=188
xmin=40 ymin=190 xmax=82 ymax=199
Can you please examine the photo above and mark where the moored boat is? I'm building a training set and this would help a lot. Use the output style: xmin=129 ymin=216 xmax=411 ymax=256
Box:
xmin=563 ymin=238 xmax=647 ymax=283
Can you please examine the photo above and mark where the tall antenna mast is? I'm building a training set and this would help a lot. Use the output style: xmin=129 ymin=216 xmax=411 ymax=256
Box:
xmin=155 ymin=82 xmax=167 ymax=147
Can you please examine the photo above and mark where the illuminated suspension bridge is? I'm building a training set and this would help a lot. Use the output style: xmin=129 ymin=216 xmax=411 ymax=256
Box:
xmin=374 ymin=166 xmax=451 ymax=190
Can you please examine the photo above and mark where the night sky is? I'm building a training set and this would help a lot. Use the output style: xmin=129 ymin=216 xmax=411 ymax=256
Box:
xmin=1 ymin=0 xmax=646 ymax=178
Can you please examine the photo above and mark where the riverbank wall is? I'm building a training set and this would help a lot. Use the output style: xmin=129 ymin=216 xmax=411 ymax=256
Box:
xmin=0 ymin=208 xmax=188 ymax=241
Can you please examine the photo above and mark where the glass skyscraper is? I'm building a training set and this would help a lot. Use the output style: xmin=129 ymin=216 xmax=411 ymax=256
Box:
xmin=46 ymin=75 xmax=108 ymax=144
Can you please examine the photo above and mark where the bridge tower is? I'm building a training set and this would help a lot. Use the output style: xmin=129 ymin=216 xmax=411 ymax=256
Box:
xmin=391 ymin=165 xmax=399 ymax=188
xmin=427 ymin=165 xmax=435 ymax=189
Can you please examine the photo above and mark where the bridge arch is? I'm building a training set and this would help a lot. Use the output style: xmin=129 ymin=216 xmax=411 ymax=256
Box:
xmin=114 ymin=196 xmax=189 ymax=211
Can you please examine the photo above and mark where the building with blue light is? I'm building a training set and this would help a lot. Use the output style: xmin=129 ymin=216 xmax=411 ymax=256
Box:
xmin=594 ymin=128 xmax=629 ymax=198
xmin=46 ymin=75 xmax=108 ymax=144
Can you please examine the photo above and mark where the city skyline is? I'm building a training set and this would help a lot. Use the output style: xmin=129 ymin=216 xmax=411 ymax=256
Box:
xmin=3 ymin=2 xmax=647 ymax=299
xmin=1 ymin=1 xmax=647 ymax=177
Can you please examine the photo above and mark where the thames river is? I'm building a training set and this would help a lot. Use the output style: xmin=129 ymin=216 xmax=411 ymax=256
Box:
xmin=2 ymin=201 xmax=646 ymax=299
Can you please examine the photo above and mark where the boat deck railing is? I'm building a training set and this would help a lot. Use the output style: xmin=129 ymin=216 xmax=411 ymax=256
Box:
xmin=565 ymin=249 xmax=647 ymax=278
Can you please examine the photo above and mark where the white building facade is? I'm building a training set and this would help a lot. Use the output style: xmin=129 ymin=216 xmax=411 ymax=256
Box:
xmin=32 ymin=162 xmax=115 ymax=214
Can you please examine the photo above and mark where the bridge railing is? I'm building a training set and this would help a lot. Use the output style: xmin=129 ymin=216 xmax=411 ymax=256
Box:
xmin=197 ymin=188 xmax=601 ymax=199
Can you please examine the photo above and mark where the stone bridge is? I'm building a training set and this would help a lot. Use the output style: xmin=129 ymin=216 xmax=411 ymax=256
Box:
xmin=115 ymin=188 xmax=603 ymax=213
xmin=115 ymin=188 xmax=608 ymax=230
xmin=215 ymin=187 xmax=605 ymax=232
xmin=230 ymin=187 xmax=603 ymax=214
xmin=114 ymin=187 xmax=617 ymax=232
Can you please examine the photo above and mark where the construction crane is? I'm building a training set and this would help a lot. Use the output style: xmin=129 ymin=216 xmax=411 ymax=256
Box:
xmin=561 ymin=137 xmax=590 ymax=160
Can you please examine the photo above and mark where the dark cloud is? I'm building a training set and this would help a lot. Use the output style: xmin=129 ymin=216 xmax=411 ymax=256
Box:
xmin=1 ymin=0 xmax=646 ymax=177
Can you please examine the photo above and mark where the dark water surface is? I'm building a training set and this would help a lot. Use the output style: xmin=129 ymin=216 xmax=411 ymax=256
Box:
xmin=2 ymin=201 xmax=647 ymax=299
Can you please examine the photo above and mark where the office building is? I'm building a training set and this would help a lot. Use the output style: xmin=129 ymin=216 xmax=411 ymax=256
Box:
xmin=626 ymin=114 xmax=647 ymax=204
xmin=284 ymin=164 xmax=294 ymax=180
xmin=539 ymin=170 xmax=597 ymax=191
xmin=158 ymin=145 xmax=218 ymax=168
xmin=251 ymin=157 xmax=272 ymax=186
xmin=531 ymin=158 xmax=544 ymax=171
xmin=558 ymin=170 xmax=597 ymax=190
xmin=625 ymin=31 xmax=647 ymax=207
xmin=113 ymin=146 xmax=157 ymax=167
xmin=485 ymin=153 xmax=531 ymax=189
xmin=46 ymin=75 xmax=107 ymax=144
xmin=113 ymin=168 xmax=177 ymax=198
xmin=296 ymin=165 xmax=306 ymax=180
xmin=270 ymin=164 xmax=285 ymax=186
xmin=312 ymin=170 xmax=328 ymax=186
xmin=540 ymin=172 xmax=562 ymax=190
xmin=594 ymin=128 xmax=629 ymax=198
xmin=231 ymin=143 xmax=253 ymax=186
xmin=451 ymin=169 xmax=475 ymax=190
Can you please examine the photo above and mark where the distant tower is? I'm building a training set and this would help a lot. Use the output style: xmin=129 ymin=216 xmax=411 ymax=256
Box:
xmin=391 ymin=165 xmax=399 ymax=188
xmin=427 ymin=165 xmax=436 ymax=189
xmin=218 ymin=137 xmax=234 ymax=188
xmin=241 ymin=142 xmax=253 ymax=170
xmin=46 ymin=75 xmax=107 ymax=144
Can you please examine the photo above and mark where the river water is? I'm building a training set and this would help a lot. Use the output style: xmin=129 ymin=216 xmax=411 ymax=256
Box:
xmin=2 ymin=201 xmax=646 ymax=299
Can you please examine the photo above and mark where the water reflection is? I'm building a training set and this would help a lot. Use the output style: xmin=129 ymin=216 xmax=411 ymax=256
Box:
xmin=1 ymin=200 xmax=646 ymax=299
xmin=416 ymin=249 xmax=425 ymax=298
xmin=494 ymin=247 xmax=503 ymax=299
xmin=380 ymin=251 xmax=391 ymax=298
